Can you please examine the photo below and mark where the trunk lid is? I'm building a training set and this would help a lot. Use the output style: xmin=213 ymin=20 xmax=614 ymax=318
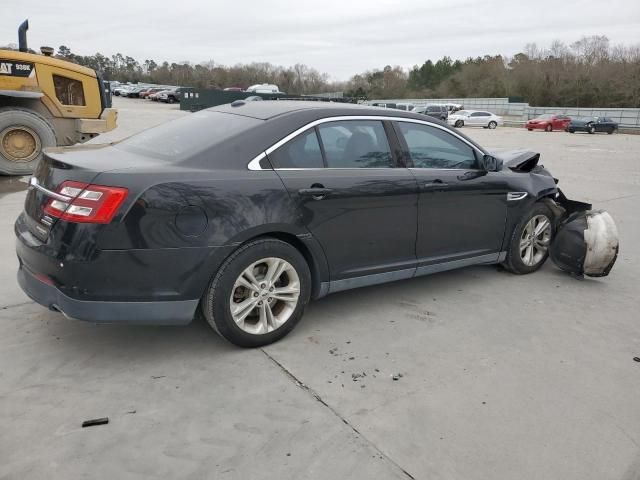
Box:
xmin=23 ymin=144 xmax=153 ymax=242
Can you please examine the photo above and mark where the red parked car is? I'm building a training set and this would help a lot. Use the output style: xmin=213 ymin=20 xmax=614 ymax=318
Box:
xmin=526 ymin=114 xmax=571 ymax=132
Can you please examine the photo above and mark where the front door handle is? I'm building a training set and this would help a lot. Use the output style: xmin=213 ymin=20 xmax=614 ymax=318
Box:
xmin=298 ymin=186 xmax=333 ymax=199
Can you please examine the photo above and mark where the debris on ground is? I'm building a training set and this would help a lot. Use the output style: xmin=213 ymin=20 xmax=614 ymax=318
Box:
xmin=633 ymin=357 xmax=640 ymax=363
xmin=392 ymin=373 xmax=404 ymax=381
xmin=82 ymin=417 xmax=109 ymax=428
xmin=351 ymin=372 xmax=366 ymax=382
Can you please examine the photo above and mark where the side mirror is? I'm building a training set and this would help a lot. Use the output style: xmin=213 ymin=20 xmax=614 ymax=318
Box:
xmin=481 ymin=154 xmax=503 ymax=172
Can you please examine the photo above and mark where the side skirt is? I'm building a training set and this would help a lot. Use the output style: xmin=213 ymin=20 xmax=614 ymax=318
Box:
xmin=321 ymin=252 xmax=506 ymax=297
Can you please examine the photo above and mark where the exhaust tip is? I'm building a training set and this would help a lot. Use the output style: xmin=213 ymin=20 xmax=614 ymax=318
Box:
xmin=18 ymin=19 xmax=29 ymax=52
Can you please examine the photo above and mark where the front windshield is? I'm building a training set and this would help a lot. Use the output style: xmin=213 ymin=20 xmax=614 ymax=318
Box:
xmin=538 ymin=114 xmax=554 ymax=119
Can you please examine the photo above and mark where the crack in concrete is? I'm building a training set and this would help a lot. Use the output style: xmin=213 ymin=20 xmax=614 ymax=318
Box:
xmin=262 ymin=349 xmax=415 ymax=480
xmin=1 ymin=301 xmax=34 ymax=311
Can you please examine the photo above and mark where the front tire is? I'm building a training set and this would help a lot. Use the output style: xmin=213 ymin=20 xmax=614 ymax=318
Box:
xmin=545 ymin=124 xmax=552 ymax=132
xmin=454 ymin=120 xmax=463 ymax=128
xmin=588 ymin=125 xmax=595 ymax=134
xmin=503 ymin=203 xmax=554 ymax=274
xmin=0 ymin=107 xmax=57 ymax=176
xmin=607 ymin=128 xmax=615 ymax=135
xmin=488 ymin=121 xmax=497 ymax=129
xmin=202 ymin=238 xmax=311 ymax=347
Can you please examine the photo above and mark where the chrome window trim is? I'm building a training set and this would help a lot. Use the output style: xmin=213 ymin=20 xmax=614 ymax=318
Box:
xmin=247 ymin=115 xmax=485 ymax=171
xmin=28 ymin=177 xmax=73 ymax=202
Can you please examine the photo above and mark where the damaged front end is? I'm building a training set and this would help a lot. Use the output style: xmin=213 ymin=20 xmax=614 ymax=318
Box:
xmin=544 ymin=191 xmax=619 ymax=278
xmin=493 ymin=148 xmax=620 ymax=278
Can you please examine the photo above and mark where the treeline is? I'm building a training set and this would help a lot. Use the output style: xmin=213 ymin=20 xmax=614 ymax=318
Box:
xmin=346 ymin=37 xmax=640 ymax=107
xmin=55 ymin=46 xmax=334 ymax=96
xmin=5 ymin=35 xmax=638 ymax=107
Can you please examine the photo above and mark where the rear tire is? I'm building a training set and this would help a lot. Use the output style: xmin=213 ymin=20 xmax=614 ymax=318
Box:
xmin=0 ymin=107 xmax=57 ymax=176
xmin=503 ymin=202 xmax=554 ymax=275
xmin=588 ymin=125 xmax=595 ymax=134
xmin=488 ymin=121 xmax=497 ymax=129
xmin=201 ymin=238 xmax=311 ymax=347
xmin=607 ymin=128 xmax=614 ymax=135
xmin=527 ymin=128 xmax=533 ymax=131
xmin=545 ymin=124 xmax=552 ymax=132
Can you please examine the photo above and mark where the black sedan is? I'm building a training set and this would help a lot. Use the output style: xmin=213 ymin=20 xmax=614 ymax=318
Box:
xmin=16 ymin=101 xmax=588 ymax=347
xmin=567 ymin=116 xmax=618 ymax=134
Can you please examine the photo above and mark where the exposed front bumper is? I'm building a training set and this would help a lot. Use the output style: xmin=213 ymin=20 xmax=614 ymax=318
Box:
xmin=17 ymin=262 xmax=197 ymax=325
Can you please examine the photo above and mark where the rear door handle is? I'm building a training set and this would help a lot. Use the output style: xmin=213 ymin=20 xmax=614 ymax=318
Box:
xmin=298 ymin=187 xmax=333 ymax=198
xmin=423 ymin=180 xmax=449 ymax=189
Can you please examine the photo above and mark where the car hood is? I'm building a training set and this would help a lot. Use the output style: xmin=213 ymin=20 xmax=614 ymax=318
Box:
xmin=491 ymin=149 xmax=541 ymax=172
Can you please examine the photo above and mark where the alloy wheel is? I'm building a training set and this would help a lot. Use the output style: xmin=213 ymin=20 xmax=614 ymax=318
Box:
xmin=229 ymin=257 xmax=301 ymax=335
xmin=520 ymin=215 xmax=552 ymax=266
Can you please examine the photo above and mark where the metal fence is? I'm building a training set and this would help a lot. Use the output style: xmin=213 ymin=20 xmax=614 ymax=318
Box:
xmin=366 ymin=97 xmax=640 ymax=129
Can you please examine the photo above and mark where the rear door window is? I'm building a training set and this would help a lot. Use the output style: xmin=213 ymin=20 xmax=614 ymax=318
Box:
xmin=317 ymin=121 xmax=393 ymax=168
xmin=268 ymin=129 xmax=324 ymax=168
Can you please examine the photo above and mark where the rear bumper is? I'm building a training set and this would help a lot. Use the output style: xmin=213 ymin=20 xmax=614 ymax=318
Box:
xmin=17 ymin=263 xmax=197 ymax=325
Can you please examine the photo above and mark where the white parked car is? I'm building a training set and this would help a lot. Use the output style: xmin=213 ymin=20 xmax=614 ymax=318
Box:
xmin=447 ymin=110 xmax=502 ymax=129
xmin=245 ymin=84 xmax=284 ymax=94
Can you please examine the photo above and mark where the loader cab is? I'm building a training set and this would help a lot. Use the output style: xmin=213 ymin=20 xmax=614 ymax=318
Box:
xmin=0 ymin=19 xmax=116 ymax=175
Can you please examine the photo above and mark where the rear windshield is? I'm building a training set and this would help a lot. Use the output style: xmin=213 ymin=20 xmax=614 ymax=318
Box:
xmin=115 ymin=110 xmax=261 ymax=160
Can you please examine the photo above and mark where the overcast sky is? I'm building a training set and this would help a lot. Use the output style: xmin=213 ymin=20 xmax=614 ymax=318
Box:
xmin=3 ymin=0 xmax=639 ymax=80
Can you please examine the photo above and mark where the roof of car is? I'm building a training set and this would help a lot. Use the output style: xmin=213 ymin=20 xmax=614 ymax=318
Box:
xmin=207 ymin=101 xmax=433 ymax=121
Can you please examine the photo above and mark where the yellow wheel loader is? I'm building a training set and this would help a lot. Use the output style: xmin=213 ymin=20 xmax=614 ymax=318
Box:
xmin=0 ymin=20 xmax=117 ymax=175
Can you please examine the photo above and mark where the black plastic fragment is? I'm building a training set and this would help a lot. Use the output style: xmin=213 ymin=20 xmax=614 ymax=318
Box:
xmin=82 ymin=417 xmax=109 ymax=428
xmin=634 ymin=357 xmax=640 ymax=363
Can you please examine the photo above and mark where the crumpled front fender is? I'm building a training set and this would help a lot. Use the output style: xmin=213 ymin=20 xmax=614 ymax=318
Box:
xmin=544 ymin=191 xmax=619 ymax=277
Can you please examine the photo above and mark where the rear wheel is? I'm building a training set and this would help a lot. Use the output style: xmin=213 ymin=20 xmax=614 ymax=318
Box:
xmin=545 ymin=124 xmax=552 ymax=132
xmin=607 ymin=128 xmax=615 ymax=135
xmin=527 ymin=128 xmax=533 ymax=131
xmin=488 ymin=121 xmax=497 ymax=129
xmin=202 ymin=238 xmax=311 ymax=347
xmin=503 ymin=203 xmax=553 ymax=274
xmin=588 ymin=125 xmax=595 ymax=134
xmin=0 ymin=108 xmax=56 ymax=176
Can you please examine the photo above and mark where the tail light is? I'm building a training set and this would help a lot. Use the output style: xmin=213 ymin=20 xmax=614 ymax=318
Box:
xmin=43 ymin=180 xmax=128 ymax=224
